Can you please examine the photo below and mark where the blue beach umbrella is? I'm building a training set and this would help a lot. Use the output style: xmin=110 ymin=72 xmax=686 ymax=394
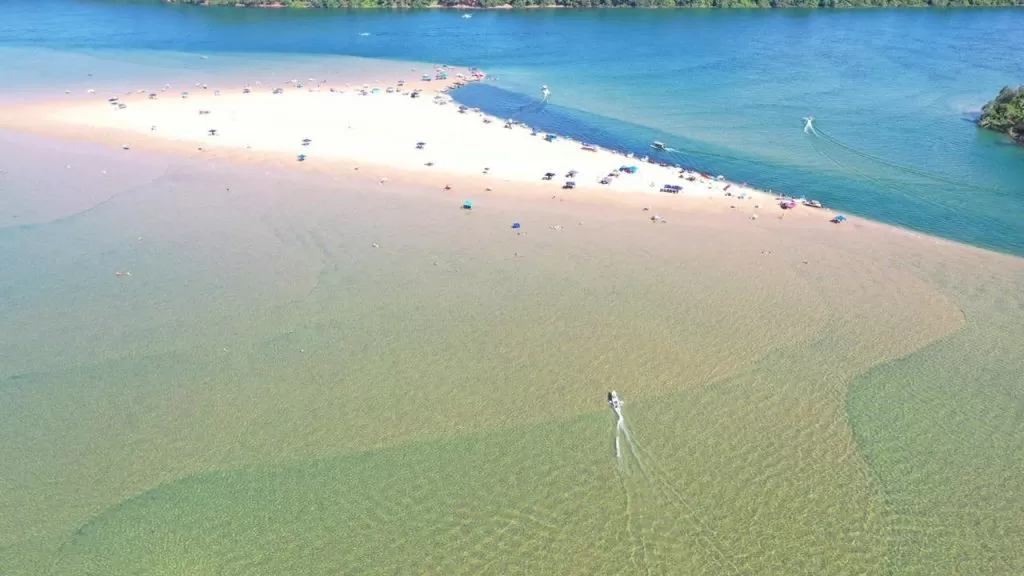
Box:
xmin=462 ymin=200 xmax=473 ymax=210
xmin=512 ymin=222 xmax=521 ymax=229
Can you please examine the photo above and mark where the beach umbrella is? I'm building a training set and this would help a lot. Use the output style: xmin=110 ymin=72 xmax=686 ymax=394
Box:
xmin=297 ymin=154 xmax=307 ymax=162
xmin=511 ymin=222 xmax=521 ymax=229
xmin=462 ymin=200 xmax=473 ymax=210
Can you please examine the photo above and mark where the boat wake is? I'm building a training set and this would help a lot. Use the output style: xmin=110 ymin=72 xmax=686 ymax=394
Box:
xmin=610 ymin=391 xmax=644 ymax=474
xmin=608 ymin=391 xmax=743 ymax=575
xmin=807 ymin=118 xmax=1001 ymax=194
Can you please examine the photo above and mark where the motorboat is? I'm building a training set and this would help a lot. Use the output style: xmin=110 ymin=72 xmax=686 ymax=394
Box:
xmin=462 ymin=13 xmax=473 ymax=18
xmin=651 ymin=141 xmax=667 ymax=151
xmin=803 ymin=199 xmax=823 ymax=208
xmin=607 ymin=391 xmax=623 ymax=411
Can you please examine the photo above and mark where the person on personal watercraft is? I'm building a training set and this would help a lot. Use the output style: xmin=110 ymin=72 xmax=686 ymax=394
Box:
xmin=607 ymin=390 xmax=623 ymax=411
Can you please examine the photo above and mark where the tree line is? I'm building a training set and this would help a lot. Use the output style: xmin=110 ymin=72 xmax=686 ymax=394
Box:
xmin=979 ymin=85 xmax=1024 ymax=145
xmin=170 ymin=0 xmax=1023 ymax=8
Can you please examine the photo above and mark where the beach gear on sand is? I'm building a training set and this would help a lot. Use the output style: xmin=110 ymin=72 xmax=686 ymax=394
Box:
xmin=831 ymin=215 xmax=847 ymax=224
xmin=462 ymin=200 xmax=473 ymax=210
xmin=512 ymin=222 xmax=521 ymax=229
xmin=297 ymin=154 xmax=307 ymax=162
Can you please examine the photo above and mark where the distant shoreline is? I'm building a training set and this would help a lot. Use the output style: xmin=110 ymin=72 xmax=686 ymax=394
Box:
xmin=162 ymin=1 xmax=1024 ymax=9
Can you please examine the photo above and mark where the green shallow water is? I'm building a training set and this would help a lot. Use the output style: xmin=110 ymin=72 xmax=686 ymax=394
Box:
xmin=847 ymin=269 xmax=1024 ymax=575
xmin=1 ymin=133 xmax=1022 ymax=574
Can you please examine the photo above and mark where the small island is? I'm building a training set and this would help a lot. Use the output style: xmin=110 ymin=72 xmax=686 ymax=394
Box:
xmin=979 ymin=85 xmax=1024 ymax=145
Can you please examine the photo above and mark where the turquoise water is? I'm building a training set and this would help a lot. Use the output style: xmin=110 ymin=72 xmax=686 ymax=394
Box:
xmin=1 ymin=2 xmax=1023 ymax=252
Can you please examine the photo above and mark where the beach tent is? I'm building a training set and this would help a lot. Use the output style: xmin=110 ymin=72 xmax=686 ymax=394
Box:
xmin=831 ymin=215 xmax=847 ymax=224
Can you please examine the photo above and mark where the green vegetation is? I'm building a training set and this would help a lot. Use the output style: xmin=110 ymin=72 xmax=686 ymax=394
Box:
xmin=979 ymin=85 xmax=1024 ymax=144
xmin=167 ymin=0 xmax=1024 ymax=8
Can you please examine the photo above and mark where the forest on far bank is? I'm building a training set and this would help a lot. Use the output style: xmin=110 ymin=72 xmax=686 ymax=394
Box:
xmin=167 ymin=0 xmax=1024 ymax=9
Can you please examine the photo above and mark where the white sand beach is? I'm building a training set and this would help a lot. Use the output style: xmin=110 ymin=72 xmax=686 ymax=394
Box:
xmin=0 ymin=69 xmax=825 ymax=220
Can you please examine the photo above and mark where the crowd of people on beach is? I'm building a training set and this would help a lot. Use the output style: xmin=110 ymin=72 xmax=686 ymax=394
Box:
xmin=81 ymin=61 xmax=842 ymax=226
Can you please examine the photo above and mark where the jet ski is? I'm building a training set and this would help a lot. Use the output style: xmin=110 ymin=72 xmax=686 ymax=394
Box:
xmin=607 ymin=390 xmax=623 ymax=411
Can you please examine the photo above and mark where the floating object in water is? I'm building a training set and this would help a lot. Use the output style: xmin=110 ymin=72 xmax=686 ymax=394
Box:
xmin=608 ymin=391 xmax=623 ymax=412
xmin=540 ymin=85 xmax=550 ymax=101
xmin=803 ymin=115 xmax=816 ymax=134
xmin=651 ymin=141 xmax=667 ymax=151
xmin=359 ymin=32 xmax=371 ymax=36
xmin=462 ymin=13 xmax=473 ymax=18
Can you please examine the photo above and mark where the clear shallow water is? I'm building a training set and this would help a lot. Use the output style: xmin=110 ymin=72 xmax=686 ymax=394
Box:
xmin=2 ymin=2 xmax=1023 ymax=252
xmin=2 ymin=4 xmax=1024 ymax=576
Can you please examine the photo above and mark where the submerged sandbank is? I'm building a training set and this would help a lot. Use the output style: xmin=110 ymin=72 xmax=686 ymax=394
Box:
xmin=2 ymin=113 xmax=1023 ymax=574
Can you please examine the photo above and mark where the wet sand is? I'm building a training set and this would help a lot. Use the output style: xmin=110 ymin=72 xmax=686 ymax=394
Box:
xmin=1 ymin=87 xmax=1023 ymax=574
